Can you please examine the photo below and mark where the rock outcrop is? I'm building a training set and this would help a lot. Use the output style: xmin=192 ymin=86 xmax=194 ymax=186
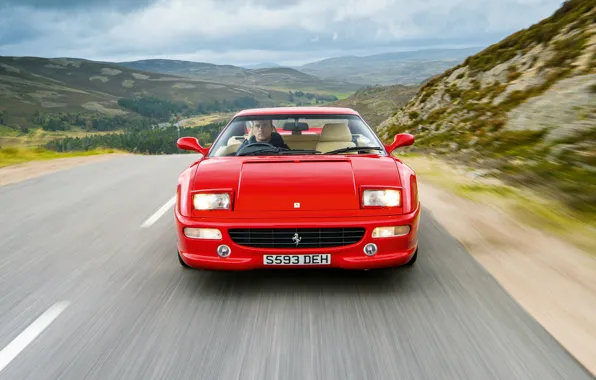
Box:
xmin=377 ymin=0 xmax=596 ymax=214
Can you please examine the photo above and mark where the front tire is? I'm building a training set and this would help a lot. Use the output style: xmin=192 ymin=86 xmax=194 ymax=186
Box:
xmin=404 ymin=247 xmax=418 ymax=266
xmin=178 ymin=250 xmax=190 ymax=268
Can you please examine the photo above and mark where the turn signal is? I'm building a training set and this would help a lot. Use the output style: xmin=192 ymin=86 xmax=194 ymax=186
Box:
xmin=372 ymin=226 xmax=410 ymax=238
xmin=184 ymin=228 xmax=222 ymax=239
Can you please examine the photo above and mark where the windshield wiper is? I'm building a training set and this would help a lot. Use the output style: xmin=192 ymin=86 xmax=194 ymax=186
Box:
xmin=238 ymin=148 xmax=321 ymax=156
xmin=324 ymin=146 xmax=384 ymax=154
xmin=280 ymin=149 xmax=321 ymax=155
xmin=237 ymin=148 xmax=283 ymax=156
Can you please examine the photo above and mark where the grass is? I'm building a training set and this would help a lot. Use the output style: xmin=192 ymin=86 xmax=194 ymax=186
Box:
xmin=400 ymin=155 xmax=596 ymax=254
xmin=0 ymin=127 xmax=123 ymax=148
xmin=179 ymin=113 xmax=234 ymax=127
xmin=0 ymin=125 xmax=22 ymax=137
xmin=0 ymin=146 xmax=123 ymax=168
xmin=462 ymin=0 xmax=594 ymax=73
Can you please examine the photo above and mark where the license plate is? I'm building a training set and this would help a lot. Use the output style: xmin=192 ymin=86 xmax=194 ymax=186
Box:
xmin=263 ymin=254 xmax=331 ymax=265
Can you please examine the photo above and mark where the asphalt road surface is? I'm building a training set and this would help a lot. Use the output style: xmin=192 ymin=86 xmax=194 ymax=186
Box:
xmin=0 ymin=154 xmax=593 ymax=380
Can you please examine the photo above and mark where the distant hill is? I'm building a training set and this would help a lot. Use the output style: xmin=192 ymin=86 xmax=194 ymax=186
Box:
xmin=112 ymin=59 xmax=361 ymax=94
xmin=377 ymin=0 xmax=596 ymax=214
xmin=297 ymin=47 xmax=484 ymax=86
xmin=328 ymin=84 xmax=419 ymax=128
xmin=0 ymin=56 xmax=325 ymax=129
xmin=242 ymin=62 xmax=282 ymax=69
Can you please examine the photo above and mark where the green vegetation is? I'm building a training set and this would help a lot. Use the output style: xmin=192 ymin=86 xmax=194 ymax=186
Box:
xmin=0 ymin=55 xmax=363 ymax=168
xmin=507 ymin=64 xmax=522 ymax=81
xmin=44 ymin=122 xmax=226 ymax=155
xmin=462 ymin=0 xmax=595 ymax=73
xmin=116 ymin=95 xmax=260 ymax=119
xmin=543 ymin=32 xmax=590 ymax=69
xmin=377 ymin=0 xmax=596 ymax=218
xmin=402 ymin=155 xmax=596 ymax=253
xmin=288 ymin=91 xmax=338 ymax=104
xmin=0 ymin=146 xmax=120 ymax=168
xmin=0 ymin=56 xmax=351 ymax=133
xmin=28 ymin=111 xmax=151 ymax=132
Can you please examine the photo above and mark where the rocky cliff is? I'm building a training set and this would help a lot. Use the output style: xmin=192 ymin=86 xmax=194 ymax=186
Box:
xmin=378 ymin=0 xmax=596 ymax=214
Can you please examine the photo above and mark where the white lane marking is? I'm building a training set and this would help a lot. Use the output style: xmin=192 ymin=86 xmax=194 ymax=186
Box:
xmin=0 ymin=301 xmax=70 ymax=373
xmin=141 ymin=195 xmax=176 ymax=228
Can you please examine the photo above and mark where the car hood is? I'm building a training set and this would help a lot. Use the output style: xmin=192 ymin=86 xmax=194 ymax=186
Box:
xmin=192 ymin=156 xmax=402 ymax=212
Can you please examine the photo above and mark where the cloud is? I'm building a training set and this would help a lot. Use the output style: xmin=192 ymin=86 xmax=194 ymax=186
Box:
xmin=0 ymin=0 xmax=156 ymax=11
xmin=0 ymin=0 xmax=564 ymax=65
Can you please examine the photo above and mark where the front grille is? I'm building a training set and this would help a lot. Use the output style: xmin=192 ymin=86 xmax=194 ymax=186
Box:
xmin=228 ymin=227 xmax=366 ymax=249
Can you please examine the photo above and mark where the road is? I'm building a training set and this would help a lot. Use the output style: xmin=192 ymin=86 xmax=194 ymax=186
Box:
xmin=0 ymin=154 xmax=593 ymax=380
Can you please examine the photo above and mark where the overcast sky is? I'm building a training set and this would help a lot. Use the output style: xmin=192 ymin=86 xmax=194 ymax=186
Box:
xmin=0 ymin=0 xmax=563 ymax=66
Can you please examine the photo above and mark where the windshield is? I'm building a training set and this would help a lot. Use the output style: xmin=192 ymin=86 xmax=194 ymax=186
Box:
xmin=207 ymin=114 xmax=386 ymax=157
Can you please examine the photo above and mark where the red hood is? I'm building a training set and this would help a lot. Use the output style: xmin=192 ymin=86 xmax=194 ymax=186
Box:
xmin=190 ymin=156 xmax=402 ymax=213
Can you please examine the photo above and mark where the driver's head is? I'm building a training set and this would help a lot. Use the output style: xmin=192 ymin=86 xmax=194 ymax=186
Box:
xmin=252 ymin=119 xmax=273 ymax=142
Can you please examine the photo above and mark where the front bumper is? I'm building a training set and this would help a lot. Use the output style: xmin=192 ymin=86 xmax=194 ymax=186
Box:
xmin=175 ymin=207 xmax=420 ymax=270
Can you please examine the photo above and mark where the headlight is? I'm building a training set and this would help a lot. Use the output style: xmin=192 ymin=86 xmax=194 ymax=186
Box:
xmin=362 ymin=189 xmax=401 ymax=207
xmin=193 ymin=193 xmax=230 ymax=210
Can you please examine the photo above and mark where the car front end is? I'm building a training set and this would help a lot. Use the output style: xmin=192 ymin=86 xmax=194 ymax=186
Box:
xmin=175 ymin=154 xmax=420 ymax=271
xmin=176 ymin=208 xmax=419 ymax=270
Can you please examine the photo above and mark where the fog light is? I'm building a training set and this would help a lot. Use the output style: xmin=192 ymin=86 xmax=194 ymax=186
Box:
xmin=217 ymin=245 xmax=231 ymax=258
xmin=364 ymin=243 xmax=378 ymax=256
xmin=184 ymin=228 xmax=222 ymax=240
xmin=372 ymin=225 xmax=410 ymax=238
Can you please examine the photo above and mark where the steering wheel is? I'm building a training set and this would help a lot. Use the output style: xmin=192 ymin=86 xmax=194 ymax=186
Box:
xmin=235 ymin=142 xmax=278 ymax=155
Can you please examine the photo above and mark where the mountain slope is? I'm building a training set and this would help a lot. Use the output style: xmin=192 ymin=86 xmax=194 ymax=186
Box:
xmin=377 ymin=0 xmax=596 ymax=214
xmin=242 ymin=62 xmax=282 ymax=69
xmin=328 ymin=84 xmax=419 ymax=128
xmin=112 ymin=59 xmax=361 ymax=94
xmin=0 ymin=56 xmax=300 ymax=128
xmin=298 ymin=47 xmax=483 ymax=86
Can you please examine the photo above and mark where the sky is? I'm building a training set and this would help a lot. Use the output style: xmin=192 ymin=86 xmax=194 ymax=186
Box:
xmin=0 ymin=0 xmax=564 ymax=66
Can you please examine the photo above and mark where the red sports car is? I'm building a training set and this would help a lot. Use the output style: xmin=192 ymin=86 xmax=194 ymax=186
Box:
xmin=174 ymin=106 xmax=420 ymax=270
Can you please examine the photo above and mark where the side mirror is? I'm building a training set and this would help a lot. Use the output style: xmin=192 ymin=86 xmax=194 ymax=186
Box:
xmin=177 ymin=137 xmax=209 ymax=155
xmin=384 ymin=133 xmax=415 ymax=154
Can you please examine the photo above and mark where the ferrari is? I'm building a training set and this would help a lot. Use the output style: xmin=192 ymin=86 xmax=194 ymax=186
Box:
xmin=174 ymin=107 xmax=420 ymax=270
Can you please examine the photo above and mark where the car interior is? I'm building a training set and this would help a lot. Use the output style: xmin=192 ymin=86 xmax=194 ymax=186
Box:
xmin=212 ymin=120 xmax=375 ymax=156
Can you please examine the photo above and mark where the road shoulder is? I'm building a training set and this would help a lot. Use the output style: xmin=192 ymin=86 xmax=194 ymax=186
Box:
xmin=0 ymin=154 xmax=128 ymax=187
xmin=402 ymin=154 xmax=596 ymax=376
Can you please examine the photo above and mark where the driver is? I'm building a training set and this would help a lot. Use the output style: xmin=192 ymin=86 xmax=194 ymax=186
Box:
xmin=238 ymin=119 xmax=289 ymax=150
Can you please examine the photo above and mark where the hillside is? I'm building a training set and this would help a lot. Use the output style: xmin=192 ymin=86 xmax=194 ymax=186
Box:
xmin=377 ymin=0 xmax=596 ymax=215
xmin=112 ymin=59 xmax=360 ymax=94
xmin=0 ymin=56 xmax=344 ymax=133
xmin=242 ymin=62 xmax=282 ymax=69
xmin=328 ymin=84 xmax=419 ymax=128
xmin=298 ymin=47 xmax=482 ymax=86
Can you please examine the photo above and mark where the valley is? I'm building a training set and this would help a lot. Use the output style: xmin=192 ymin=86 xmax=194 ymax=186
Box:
xmin=0 ymin=46 xmax=476 ymax=159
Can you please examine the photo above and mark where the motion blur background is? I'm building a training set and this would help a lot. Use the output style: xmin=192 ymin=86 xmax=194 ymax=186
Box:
xmin=0 ymin=0 xmax=595 ymax=379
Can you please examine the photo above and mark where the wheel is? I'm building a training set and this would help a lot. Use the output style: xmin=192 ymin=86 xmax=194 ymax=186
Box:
xmin=178 ymin=250 xmax=190 ymax=268
xmin=404 ymin=247 xmax=418 ymax=266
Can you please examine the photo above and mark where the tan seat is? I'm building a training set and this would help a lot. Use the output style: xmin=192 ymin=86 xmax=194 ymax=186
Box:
xmin=282 ymin=134 xmax=320 ymax=150
xmin=214 ymin=144 xmax=240 ymax=156
xmin=315 ymin=123 xmax=355 ymax=153
xmin=227 ymin=136 xmax=246 ymax=145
